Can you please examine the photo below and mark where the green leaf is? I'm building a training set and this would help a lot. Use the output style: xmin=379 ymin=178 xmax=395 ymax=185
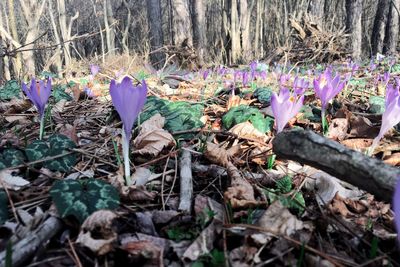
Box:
xmin=369 ymin=96 xmax=385 ymax=114
xmin=2 ymin=149 xmax=26 ymax=167
xmin=52 ymin=84 xmax=73 ymax=102
xmin=0 ymin=80 xmax=21 ymax=100
xmin=253 ymin=87 xmax=273 ymax=105
xmin=26 ymin=140 xmax=49 ymax=162
xmin=276 ymin=175 xmax=292 ymax=193
xmin=50 ymin=179 xmax=120 ymax=223
xmin=222 ymin=105 xmax=273 ymax=133
xmin=140 ymin=96 xmax=204 ymax=139
xmin=0 ymin=190 xmax=8 ymax=224
xmin=44 ymin=134 xmax=77 ymax=172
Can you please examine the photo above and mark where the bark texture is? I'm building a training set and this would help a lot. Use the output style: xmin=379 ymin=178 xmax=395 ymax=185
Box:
xmin=346 ymin=0 xmax=363 ymax=60
xmin=384 ymin=0 xmax=400 ymax=54
xmin=171 ymin=0 xmax=193 ymax=47
xmin=147 ymin=0 xmax=165 ymax=68
xmin=191 ymin=0 xmax=207 ymax=64
xmin=272 ymin=129 xmax=400 ymax=202
xmin=371 ymin=0 xmax=390 ymax=55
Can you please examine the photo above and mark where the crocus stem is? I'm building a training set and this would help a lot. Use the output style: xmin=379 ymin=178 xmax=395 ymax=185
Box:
xmin=39 ymin=115 xmax=45 ymax=140
xmin=122 ymin=130 xmax=131 ymax=185
xmin=321 ymin=109 xmax=327 ymax=135
xmin=367 ymin=137 xmax=380 ymax=156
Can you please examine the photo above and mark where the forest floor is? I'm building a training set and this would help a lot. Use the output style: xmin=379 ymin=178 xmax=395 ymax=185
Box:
xmin=0 ymin=56 xmax=399 ymax=266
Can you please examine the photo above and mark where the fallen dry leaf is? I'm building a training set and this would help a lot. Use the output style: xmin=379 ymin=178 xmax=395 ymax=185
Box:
xmin=0 ymin=170 xmax=30 ymax=190
xmin=229 ymin=121 xmax=269 ymax=143
xmin=304 ymin=170 xmax=362 ymax=205
xmin=121 ymin=240 xmax=164 ymax=267
xmin=383 ymin=152 xmax=400 ymax=166
xmin=327 ymin=118 xmax=348 ymax=141
xmin=340 ymin=138 xmax=372 ymax=151
xmin=133 ymin=114 xmax=176 ymax=157
xmin=349 ymin=115 xmax=379 ymax=138
xmin=76 ymin=210 xmax=118 ymax=255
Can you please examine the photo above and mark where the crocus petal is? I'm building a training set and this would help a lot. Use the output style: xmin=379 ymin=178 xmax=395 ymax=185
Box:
xmin=90 ymin=65 xmax=99 ymax=76
xmin=110 ymin=76 xmax=147 ymax=140
xmin=271 ymin=90 xmax=304 ymax=133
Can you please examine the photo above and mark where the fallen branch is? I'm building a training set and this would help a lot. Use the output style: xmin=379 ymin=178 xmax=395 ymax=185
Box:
xmin=272 ymin=129 xmax=400 ymax=202
xmin=0 ymin=216 xmax=63 ymax=267
xmin=178 ymin=145 xmax=193 ymax=213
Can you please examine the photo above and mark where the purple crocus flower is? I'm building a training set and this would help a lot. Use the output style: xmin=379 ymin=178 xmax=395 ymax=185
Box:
xmin=22 ymin=78 xmax=52 ymax=119
xmin=249 ymin=61 xmax=258 ymax=79
xmin=90 ymin=64 xmax=99 ymax=76
xmin=369 ymin=82 xmax=400 ymax=154
xmin=259 ymin=70 xmax=267 ymax=80
xmin=242 ymin=71 xmax=249 ymax=87
xmin=393 ymin=177 xmax=400 ymax=241
xmin=202 ymin=69 xmax=210 ymax=80
xmin=233 ymin=70 xmax=241 ymax=84
xmin=370 ymin=59 xmax=377 ymax=72
xmin=22 ymin=78 xmax=52 ymax=139
xmin=279 ymin=74 xmax=290 ymax=89
xmin=271 ymin=88 xmax=304 ymax=133
xmin=293 ymin=76 xmax=309 ymax=95
xmin=313 ymin=68 xmax=346 ymax=111
xmin=110 ymin=76 xmax=147 ymax=185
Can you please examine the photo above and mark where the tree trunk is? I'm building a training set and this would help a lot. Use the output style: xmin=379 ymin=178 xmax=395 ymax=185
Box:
xmin=384 ymin=0 xmax=400 ymax=54
xmin=19 ymin=0 xmax=48 ymax=76
xmin=346 ymin=0 xmax=363 ymax=60
xmin=191 ymin=0 xmax=207 ymax=64
xmin=57 ymin=0 xmax=79 ymax=66
xmin=371 ymin=0 xmax=390 ymax=55
xmin=231 ymin=0 xmax=241 ymax=63
xmin=147 ymin=0 xmax=165 ymax=68
xmin=49 ymin=0 xmax=63 ymax=75
xmin=104 ymin=0 xmax=116 ymax=56
xmin=121 ymin=0 xmax=131 ymax=54
xmin=7 ymin=0 xmax=22 ymax=76
xmin=239 ymin=0 xmax=254 ymax=61
xmin=308 ymin=0 xmax=325 ymax=19
xmin=171 ymin=0 xmax=193 ymax=47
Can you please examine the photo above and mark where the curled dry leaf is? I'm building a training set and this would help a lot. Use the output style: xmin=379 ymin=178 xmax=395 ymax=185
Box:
xmin=327 ymin=118 xmax=348 ymax=141
xmin=229 ymin=121 xmax=269 ymax=143
xmin=108 ymin=168 xmax=157 ymax=201
xmin=340 ymin=138 xmax=372 ymax=151
xmin=58 ymin=124 xmax=78 ymax=144
xmin=205 ymin=142 xmax=256 ymax=208
xmin=349 ymin=115 xmax=379 ymax=138
xmin=256 ymin=201 xmax=309 ymax=236
xmin=0 ymin=99 xmax=31 ymax=114
xmin=121 ymin=240 xmax=164 ymax=267
xmin=0 ymin=170 xmax=30 ymax=190
xmin=76 ymin=210 xmax=118 ymax=255
xmin=304 ymin=170 xmax=362 ymax=205
xmin=133 ymin=114 xmax=176 ymax=157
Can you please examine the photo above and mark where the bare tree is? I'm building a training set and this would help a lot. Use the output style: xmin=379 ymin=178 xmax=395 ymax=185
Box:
xmin=7 ymin=0 xmax=22 ymax=75
xmin=191 ymin=0 xmax=207 ymax=64
xmin=19 ymin=0 xmax=48 ymax=75
xmin=147 ymin=0 xmax=165 ymax=68
xmin=384 ymin=0 xmax=400 ymax=54
xmin=346 ymin=0 xmax=363 ymax=60
xmin=171 ymin=0 xmax=193 ymax=47
xmin=371 ymin=0 xmax=390 ymax=55
xmin=57 ymin=0 xmax=79 ymax=66
xmin=230 ymin=0 xmax=241 ymax=63
xmin=104 ymin=0 xmax=116 ymax=56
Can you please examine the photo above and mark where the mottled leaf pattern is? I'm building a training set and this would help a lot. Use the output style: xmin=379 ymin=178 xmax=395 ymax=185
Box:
xmin=26 ymin=140 xmax=49 ymax=162
xmin=44 ymin=134 xmax=77 ymax=172
xmin=139 ymin=96 xmax=204 ymax=139
xmin=50 ymin=179 xmax=120 ymax=223
xmin=2 ymin=149 xmax=26 ymax=167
